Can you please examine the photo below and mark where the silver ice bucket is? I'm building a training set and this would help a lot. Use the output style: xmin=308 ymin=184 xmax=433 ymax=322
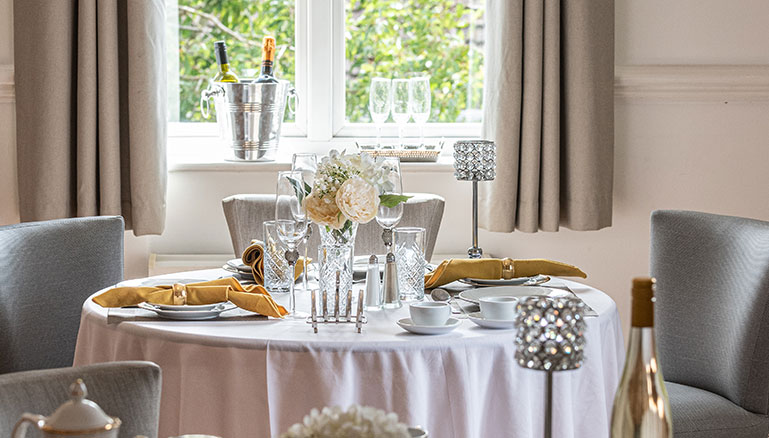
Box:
xmin=200 ymin=80 xmax=296 ymax=161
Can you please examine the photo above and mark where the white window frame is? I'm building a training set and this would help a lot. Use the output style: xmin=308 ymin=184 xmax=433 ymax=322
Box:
xmin=168 ymin=0 xmax=482 ymax=144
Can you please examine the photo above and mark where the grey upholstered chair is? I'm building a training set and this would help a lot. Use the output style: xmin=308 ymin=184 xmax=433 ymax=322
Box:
xmin=222 ymin=193 xmax=445 ymax=260
xmin=0 ymin=361 xmax=161 ymax=438
xmin=650 ymin=210 xmax=769 ymax=437
xmin=0 ymin=216 xmax=125 ymax=374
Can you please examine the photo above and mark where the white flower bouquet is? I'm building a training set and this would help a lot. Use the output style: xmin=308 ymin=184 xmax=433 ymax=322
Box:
xmin=303 ymin=150 xmax=409 ymax=235
xmin=280 ymin=405 xmax=412 ymax=438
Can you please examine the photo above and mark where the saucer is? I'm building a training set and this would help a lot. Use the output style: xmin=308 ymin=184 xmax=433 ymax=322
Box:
xmin=467 ymin=312 xmax=516 ymax=329
xmin=397 ymin=317 xmax=461 ymax=335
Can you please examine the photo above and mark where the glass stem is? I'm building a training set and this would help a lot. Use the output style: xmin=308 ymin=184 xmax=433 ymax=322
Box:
xmin=419 ymin=124 xmax=425 ymax=147
xmin=289 ymin=260 xmax=297 ymax=315
xmin=302 ymin=239 xmax=308 ymax=294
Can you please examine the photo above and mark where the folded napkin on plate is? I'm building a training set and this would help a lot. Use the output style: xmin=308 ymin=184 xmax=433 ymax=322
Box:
xmin=424 ymin=258 xmax=587 ymax=289
xmin=92 ymin=277 xmax=288 ymax=318
xmin=242 ymin=240 xmax=308 ymax=286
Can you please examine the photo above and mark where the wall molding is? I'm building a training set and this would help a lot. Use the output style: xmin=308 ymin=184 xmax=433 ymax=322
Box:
xmin=0 ymin=65 xmax=13 ymax=104
xmin=615 ymin=64 xmax=769 ymax=102
xmin=1 ymin=64 xmax=768 ymax=104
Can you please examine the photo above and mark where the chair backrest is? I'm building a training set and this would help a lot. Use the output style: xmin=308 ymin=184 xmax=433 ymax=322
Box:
xmin=222 ymin=193 xmax=445 ymax=260
xmin=0 ymin=361 xmax=161 ymax=438
xmin=650 ymin=210 xmax=769 ymax=414
xmin=0 ymin=217 xmax=124 ymax=374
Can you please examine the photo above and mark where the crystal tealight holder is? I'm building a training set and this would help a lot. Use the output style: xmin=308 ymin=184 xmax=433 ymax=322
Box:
xmin=453 ymin=140 xmax=496 ymax=258
xmin=514 ymin=295 xmax=586 ymax=438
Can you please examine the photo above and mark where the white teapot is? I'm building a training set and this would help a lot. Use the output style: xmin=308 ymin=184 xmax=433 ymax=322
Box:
xmin=12 ymin=379 xmax=121 ymax=438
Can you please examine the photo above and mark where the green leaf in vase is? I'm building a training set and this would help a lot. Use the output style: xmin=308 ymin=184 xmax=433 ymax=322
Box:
xmin=379 ymin=194 xmax=412 ymax=208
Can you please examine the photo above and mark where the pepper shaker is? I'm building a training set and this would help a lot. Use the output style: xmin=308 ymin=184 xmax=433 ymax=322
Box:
xmin=382 ymin=253 xmax=401 ymax=309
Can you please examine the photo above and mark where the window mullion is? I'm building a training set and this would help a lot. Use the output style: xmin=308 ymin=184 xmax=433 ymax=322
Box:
xmin=306 ymin=0 xmax=334 ymax=141
xmin=331 ymin=0 xmax=346 ymax=135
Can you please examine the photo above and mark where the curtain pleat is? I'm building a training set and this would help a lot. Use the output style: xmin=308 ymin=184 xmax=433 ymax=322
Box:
xmin=14 ymin=0 xmax=167 ymax=236
xmin=480 ymin=0 xmax=613 ymax=233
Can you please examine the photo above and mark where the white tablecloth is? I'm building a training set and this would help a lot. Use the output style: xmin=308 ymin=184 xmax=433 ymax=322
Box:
xmin=74 ymin=269 xmax=624 ymax=438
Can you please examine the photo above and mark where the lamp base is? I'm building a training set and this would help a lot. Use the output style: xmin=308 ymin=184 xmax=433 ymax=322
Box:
xmin=467 ymin=247 xmax=483 ymax=259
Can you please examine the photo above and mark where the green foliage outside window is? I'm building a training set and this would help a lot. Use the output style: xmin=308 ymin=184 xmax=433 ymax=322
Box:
xmin=174 ymin=0 xmax=483 ymax=124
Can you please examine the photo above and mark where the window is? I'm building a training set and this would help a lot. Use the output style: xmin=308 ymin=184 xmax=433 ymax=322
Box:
xmin=167 ymin=0 xmax=484 ymax=142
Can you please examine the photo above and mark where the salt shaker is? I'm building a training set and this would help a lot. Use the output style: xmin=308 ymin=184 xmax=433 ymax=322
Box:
xmin=382 ymin=253 xmax=401 ymax=309
xmin=364 ymin=255 xmax=382 ymax=310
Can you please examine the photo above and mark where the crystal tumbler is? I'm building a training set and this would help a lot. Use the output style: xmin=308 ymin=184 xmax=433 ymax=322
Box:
xmin=263 ymin=220 xmax=292 ymax=293
xmin=394 ymin=227 xmax=426 ymax=301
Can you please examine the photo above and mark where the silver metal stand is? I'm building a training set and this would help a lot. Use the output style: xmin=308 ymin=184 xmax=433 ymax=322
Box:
xmin=545 ymin=370 xmax=553 ymax=438
xmin=468 ymin=180 xmax=482 ymax=258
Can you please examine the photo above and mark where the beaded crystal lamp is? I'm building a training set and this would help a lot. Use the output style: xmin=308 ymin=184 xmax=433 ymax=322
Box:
xmin=515 ymin=296 xmax=587 ymax=438
xmin=453 ymin=140 xmax=496 ymax=258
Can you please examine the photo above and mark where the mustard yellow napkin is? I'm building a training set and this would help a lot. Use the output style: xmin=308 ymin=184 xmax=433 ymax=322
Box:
xmin=424 ymin=258 xmax=587 ymax=289
xmin=242 ymin=241 xmax=307 ymax=286
xmin=93 ymin=277 xmax=288 ymax=318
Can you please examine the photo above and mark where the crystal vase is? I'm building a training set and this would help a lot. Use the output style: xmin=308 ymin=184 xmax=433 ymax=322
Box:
xmin=318 ymin=221 xmax=358 ymax=315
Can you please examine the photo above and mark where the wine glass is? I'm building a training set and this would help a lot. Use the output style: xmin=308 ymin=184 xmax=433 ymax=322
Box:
xmin=369 ymin=78 xmax=392 ymax=147
xmin=409 ymin=76 xmax=431 ymax=147
xmin=391 ymin=78 xmax=411 ymax=148
xmin=291 ymin=153 xmax=317 ymax=295
xmin=376 ymin=157 xmax=404 ymax=254
xmin=275 ymin=170 xmax=310 ymax=319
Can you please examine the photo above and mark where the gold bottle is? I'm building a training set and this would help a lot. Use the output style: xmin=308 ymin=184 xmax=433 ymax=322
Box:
xmin=610 ymin=277 xmax=673 ymax=437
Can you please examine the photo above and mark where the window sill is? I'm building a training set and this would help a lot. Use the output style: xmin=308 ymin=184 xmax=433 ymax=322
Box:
xmin=167 ymin=136 xmax=457 ymax=173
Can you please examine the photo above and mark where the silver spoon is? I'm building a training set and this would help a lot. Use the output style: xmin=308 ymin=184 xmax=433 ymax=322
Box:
xmin=430 ymin=288 xmax=467 ymax=317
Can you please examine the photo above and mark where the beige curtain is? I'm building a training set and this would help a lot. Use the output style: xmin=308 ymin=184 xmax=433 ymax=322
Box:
xmin=480 ymin=0 xmax=614 ymax=233
xmin=13 ymin=0 xmax=167 ymax=236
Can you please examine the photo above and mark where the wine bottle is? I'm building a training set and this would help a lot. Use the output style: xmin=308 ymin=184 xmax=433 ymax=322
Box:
xmin=213 ymin=41 xmax=239 ymax=83
xmin=610 ymin=277 xmax=673 ymax=437
xmin=255 ymin=36 xmax=279 ymax=84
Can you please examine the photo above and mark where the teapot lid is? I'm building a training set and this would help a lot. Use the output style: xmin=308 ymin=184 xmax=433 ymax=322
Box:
xmin=44 ymin=379 xmax=120 ymax=433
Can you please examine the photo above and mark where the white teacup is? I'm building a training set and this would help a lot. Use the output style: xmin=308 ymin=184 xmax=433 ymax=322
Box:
xmin=410 ymin=302 xmax=451 ymax=326
xmin=479 ymin=296 xmax=518 ymax=321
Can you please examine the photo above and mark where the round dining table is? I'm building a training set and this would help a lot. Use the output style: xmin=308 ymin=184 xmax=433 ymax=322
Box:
xmin=74 ymin=269 xmax=624 ymax=438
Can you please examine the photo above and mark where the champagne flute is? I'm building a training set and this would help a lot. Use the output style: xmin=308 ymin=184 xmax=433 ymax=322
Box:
xmin=291 ymin=153 xmax=318 ymax=295
xmin=376 ymin=157 xmax=404 ymax=254
xmin=409 ymin=76 xmax=431 ymax=147
xmin=275 ymin=171 xmax=310 ymax=319
xmin=391 ymin=78 xmax=411 ymax=148
xmin=369 ymin=78 xmax=392 ymax=147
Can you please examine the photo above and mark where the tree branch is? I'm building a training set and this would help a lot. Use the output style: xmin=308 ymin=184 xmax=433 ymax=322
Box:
xmin=179 ymin=5 xmax=257 ymax=47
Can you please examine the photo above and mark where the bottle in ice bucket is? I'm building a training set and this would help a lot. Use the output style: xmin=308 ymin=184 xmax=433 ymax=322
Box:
xmin=213 ymin=40 xmax=239 ymax=83
xmin=256 ymin=36 xmax=279 ymax=84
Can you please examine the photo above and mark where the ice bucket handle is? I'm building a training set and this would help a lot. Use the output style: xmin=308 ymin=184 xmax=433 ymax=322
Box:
xmin=200 ymin=85 xmax=225 ymax=119
xmin=287 ymin=87 xmax=298 ymax=116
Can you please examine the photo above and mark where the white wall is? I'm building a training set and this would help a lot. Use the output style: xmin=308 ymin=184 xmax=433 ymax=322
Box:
xmin=2 ymin=0 xmax=769 ymax=335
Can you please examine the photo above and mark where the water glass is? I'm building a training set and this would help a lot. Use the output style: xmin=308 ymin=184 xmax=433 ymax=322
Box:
xmin=391 ymin=78 xmax=411 ymax=147
xmin=394 ymin=227 xmax=426 ymax=301
xmin=376 ymin=157 xmax=404 ymax=252
xmin=263 ymin=221 xmax=291 ymax=293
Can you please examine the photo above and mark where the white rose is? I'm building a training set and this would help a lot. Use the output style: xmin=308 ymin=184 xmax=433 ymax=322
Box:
xmin=303 ymin=192 xmax=346 ymax=230
xmin=335 ymin=176 xmax=380 ymax=224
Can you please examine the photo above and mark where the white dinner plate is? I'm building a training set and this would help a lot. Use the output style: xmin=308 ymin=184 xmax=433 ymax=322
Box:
xmin=467 ymin=312 xmax=516 ymax=329
xmin=153 ymin=302 xmax=229 ymax=312
xmin=226 ymin=258 xmax=252 ymax=273
xmin=396 ymin=317 xmax=461 ymax=335
xmin=458 ymin=274 xmax=550 ymax=287
xmin=458 ymin=286 xmax=570 ymax=305
xmin=138 ymin=302 xmax=236 ymax=320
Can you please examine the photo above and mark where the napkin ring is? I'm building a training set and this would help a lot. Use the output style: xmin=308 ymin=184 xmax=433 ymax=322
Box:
xmin=502 ymin=258 xmax=515 ymax=279
xmin=172 ymin=283 xmax=187 ymax=305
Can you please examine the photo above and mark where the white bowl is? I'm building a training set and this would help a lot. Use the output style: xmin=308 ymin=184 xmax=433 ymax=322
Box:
xmin=409 ymin=302 xmax=451 ymax=326
xmin=479 ymin=296 xmax=518 ymax=321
